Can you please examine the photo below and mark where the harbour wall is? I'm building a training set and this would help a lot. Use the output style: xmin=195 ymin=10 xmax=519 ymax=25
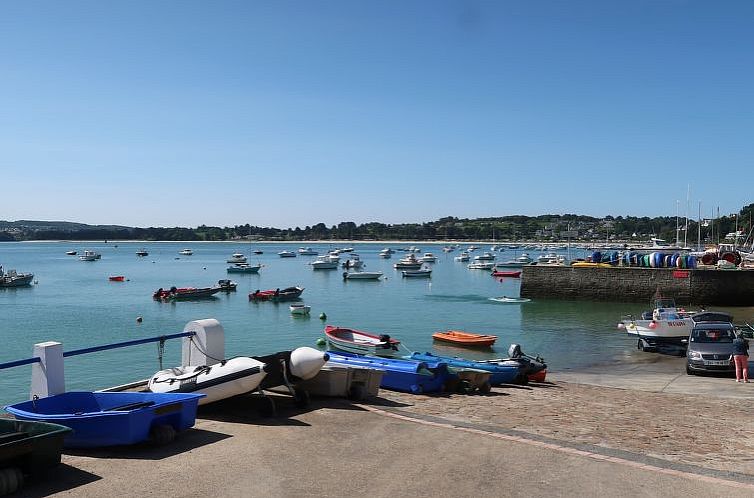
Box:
xmin=519 ymin=266 xmax=754 ymax=306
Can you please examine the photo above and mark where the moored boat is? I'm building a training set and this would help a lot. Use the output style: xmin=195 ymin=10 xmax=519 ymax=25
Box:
xmin=227 ymin=253 xmax=248 ymax=264
xmin=467 ymin=261 xmax=495 ymax=270
xmin=402 ymin=268 xmax=432 ymax=278
xmin=432 ymin=330 xmax=497 ymax=347
xmin=343 ymin=271 xmax=383 ymax=280
xmin=474 ymin=252 xmax=496 ymax=261
xmin=491 ymin=270 xmax=522 ymax=278
xmin=278 ymin=250 xmax=296 ymax=258
xmin=217 ymin=279 xmax=237 ymax=291
xmin=324 ymin=325 xmax=401 ymax=357
xmin=108 ymin=275 xmax=126 ymax=282
xmin=178 ymin=248 xmax=193 ymax=256
xmin=394 ymin=254 xmax=422 ymax=269
xmin=298 ymin=247 xmax=318 ymax=255
xmin=326 ymin=351 xmax=450 ymax=394
xmin=5 ymin=391 xmax=205 ymax=448
xmin=153 ymin=286 xmax=221 ymax=301
xmin=489 ymin=296 xmax=531 ymax=303
xmin=65 ymin=250 xmax=77 ymax=255
xmin=494 ymin=254 xmax=532 ymax=268
xmin=78 ymin=250 xmax=101 ymax=261
xmin=310 ymin=256 xmax=339 ymax=269
xmin=249 ymin=286 xmax=304 ymax=301
xmin=148 ymin=357 xmax=268 ymax=405
xmin=136 ymin=248 xmax=149 ymax=257
xmin=227 ymin=263 xmax=261 ymax=273
xmin=454 ymin=251 xmax=470 ymax=262
xmin=290 ymin=303 xmax=311 ymax=315
xmin=0 ymin=269 xmax=34 ymax=287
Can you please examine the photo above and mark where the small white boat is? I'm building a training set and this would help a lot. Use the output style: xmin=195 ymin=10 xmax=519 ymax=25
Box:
xmin=489 ymin=296 xmax=531 ymax=303
xmin=66 ymin=250 xmax=77 ymax=256
xmin=79 ymin=250 xmax=101 ymax=261
xmin=148 ymin=356 xmax=268 ymax=405
xmin=227 ymin=253 xmax=248 ymax=263
xmin=474 ymin=252 xmax=496 ymax=261
xmin=419 ymin=253 xmax=437 ymax=263
xmin=278 ymin=250 xmax=297 ymax=258
xmin=454 ymin=252 xmax=470 ymax=262
xmin=343 ymin=271 xmax=383 ymax=280
xmin=495 ymin=254 xmax=533 ymax=268
xmin=394 ymin=254 xmax=422 ymax=269
xmin=290 ymin=303 xmax=311 ymax=315
xmin=342 ymin=256 xmax=364 ymax=269
xmin=311 ymin=256 xmax=339 ymax=269
xmin=179 ymin=248 xmax=193 ymax=256
xmin=298 ymin=247 xmax=318 ymax=255
xmin=402 ymin=268 xmax=432 ymax=278
xmin=136 ymin=248 xmax=149 ymax=257
xmin=378 ymin=249 xmax=392 ymax=259
xmin=325 ymin=326 xmax=401 ymax=357
xmin=468 ymin=261 xmax=495 ymax=270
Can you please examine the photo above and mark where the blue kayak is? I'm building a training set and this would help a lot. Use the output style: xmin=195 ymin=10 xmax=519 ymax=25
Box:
xmin=409 ymin=352 xmax=525 ymax=385
xmin=6 ymin=391 xmax=205 ymax=448
xmin=326 ymin=351 xmax=450 ymax=394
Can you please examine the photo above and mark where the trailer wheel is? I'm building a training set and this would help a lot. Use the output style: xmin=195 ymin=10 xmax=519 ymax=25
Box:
xmin=0 ymin=467 xmax=23 ymax=496
xmin=150 ymin=424 xmax=176 ymax=445
xmin=637 ymin=339 xmax=645 ymax=352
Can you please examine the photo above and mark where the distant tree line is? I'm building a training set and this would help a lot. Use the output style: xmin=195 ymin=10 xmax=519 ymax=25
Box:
xmin=3 ymin=204 xmax=754 ymax=244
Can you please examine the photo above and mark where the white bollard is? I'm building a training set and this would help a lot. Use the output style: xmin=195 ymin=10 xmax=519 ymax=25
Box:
xmin=30 ymin=341 xmax=65 ymax=399
xmin=182 ymin=319 xmax=225 ymax=366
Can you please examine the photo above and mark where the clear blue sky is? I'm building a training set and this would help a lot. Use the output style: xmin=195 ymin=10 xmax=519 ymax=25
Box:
xmin=1 ymin=1 xmax=752 ymax=228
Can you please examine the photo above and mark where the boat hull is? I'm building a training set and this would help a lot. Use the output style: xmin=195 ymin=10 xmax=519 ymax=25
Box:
xmin=324 ymin=326 xmax=401 ymax=357
xmin=6 ymin=392 xmax=204 ymax=448
xmin=432 ymin=330 xmax=497 ymax=347
xmin=620 ymin=318 xmax=693 ymax=344
xmin=0 ymin=419 xmax=71 ymax=475
xmin=326 ymin=351 xmax=449 ymax=394
xmin=148 ymin=357 xmax=267 ymax=405
xmin=0 ymin=274 xmax=34 ymax=287
xmin=410 ymin=352 xmax=525 ymax=385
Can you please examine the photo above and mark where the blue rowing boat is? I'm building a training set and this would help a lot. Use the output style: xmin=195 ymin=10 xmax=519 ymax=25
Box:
xmin=6 ymin=391 xmax=205 ymax=448
xmin=326 ymin=351 xmax=450 ymax=394
xmin=409 ymin=352 xmax=525 ymax=385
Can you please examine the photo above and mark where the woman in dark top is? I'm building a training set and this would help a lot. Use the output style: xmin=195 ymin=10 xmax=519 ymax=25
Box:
xmin=732 ymin=334 xmax=749 ymax=383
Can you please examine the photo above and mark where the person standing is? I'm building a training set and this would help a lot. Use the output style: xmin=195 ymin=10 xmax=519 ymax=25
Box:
xmin=732 ymin=333 xmax=750 ymax=383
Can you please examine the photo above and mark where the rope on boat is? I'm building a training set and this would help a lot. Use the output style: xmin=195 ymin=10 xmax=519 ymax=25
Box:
xmin=157 ymin=338 xmax=166 ymax=370
xmin=188 ymin=336 xmax=226 ymax=364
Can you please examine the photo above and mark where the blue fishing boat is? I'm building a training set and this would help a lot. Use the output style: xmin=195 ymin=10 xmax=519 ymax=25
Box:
xmin=409 ymin=352 xmax=525 ymax=385
xmin=326 ymin=351 xmax=450 ymax=394
xmin=5 ymin=391 xmax=205 ymax=448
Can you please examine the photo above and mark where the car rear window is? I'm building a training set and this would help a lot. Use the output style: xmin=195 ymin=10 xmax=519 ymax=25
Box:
xmin=691 ymin=328 xmax=735 ymax=343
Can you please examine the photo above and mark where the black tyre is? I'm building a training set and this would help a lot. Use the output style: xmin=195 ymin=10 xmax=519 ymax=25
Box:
xmin=637 ymin=339 xmax=645 ymax=352
xmin=0 ymin=467 xmax=24 ymax=496
xmin=686 ymin=364 xmax=694 ymax=375
xmin=150 ymin=424 xmax=176 ymax=446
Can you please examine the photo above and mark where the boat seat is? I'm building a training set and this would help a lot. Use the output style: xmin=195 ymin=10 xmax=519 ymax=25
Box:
xmin=0 ymin=431 xmax=29 ymax=444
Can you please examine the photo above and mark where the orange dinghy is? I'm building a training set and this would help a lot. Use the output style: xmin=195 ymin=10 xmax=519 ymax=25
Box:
xmin=432 ymin=330 xmax=497 ymax=347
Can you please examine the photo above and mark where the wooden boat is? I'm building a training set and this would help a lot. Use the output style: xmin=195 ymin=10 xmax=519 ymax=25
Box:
xmin=432 ymin=330 xmax=497 ymax=347
xmin=5 ymin=391 xmax=204 ymax=448
xmin=324 ymin=325 xmax=401 ymax=357
xmin=326 ymin=351 xmax=450 ymax=394
xmin=410 ymin=352 xmax=525 ymax=385
xmin=0 ymin=269 xmax=34 ymax=287
xmin=249 ymin=286 xmax=304 ymax=301
xmin=153 ymin=286 xmax=221 ymax=301
xmin=402 ymin=268 xmax=431 ymax=278
xmin=489 ymin=296 xmax=531 ymax=303
xmin=290 ymin=303 xmax=311 ymax=315
xmin=108 ymin=275 xmax=126 ymax=282
xmin=217 ymin=279 xmax=237 ymax=291
xmin=148 ymin=356 xmax=267 ymax=405
xmin=227 ymin=263 xmax=261 ymax=273
xmin=491 ymin=270 xmax=521 ymax=278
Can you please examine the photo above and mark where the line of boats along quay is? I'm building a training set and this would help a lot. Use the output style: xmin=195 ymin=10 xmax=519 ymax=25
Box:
xmin=3 ymin=241 xmax=754 ymax=495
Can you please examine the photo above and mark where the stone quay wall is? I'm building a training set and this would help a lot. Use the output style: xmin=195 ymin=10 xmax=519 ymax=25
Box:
xmin=519 ymin=266 xmax=754 ymax=306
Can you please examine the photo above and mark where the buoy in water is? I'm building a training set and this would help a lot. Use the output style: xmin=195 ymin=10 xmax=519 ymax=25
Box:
xmin=316 ymin=337 xmax=326 ymax=346
xmin=319 ymin=312 xmax=327 ymax=320
xmin=136 ymin=316 xmax=143 ymax=324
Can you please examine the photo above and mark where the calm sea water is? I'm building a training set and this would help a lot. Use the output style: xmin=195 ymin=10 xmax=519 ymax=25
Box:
xmin=3 ymin=241 xmax=753 ymax=404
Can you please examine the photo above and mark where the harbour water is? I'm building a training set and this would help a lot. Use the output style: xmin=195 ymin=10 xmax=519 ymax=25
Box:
xmin=3 ymin=241 xmax=753 ymax=404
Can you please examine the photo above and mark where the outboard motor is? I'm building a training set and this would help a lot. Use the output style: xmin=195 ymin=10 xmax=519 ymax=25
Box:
xmin=508 ymin=344 xmax=522 ymax=359
xmin=379 ymin=334 xmax=392 ymax=349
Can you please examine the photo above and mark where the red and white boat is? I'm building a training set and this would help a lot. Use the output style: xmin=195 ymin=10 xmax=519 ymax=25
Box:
xmin=491 ymin=270 xmax=521 ymax=278
xmin=324 ymin=325 xmax=401 ymax=357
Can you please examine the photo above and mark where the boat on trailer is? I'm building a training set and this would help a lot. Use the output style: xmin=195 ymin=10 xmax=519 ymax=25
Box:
xmin=5 ymin=391 xmax=204 ymax=448
xmin=618 ymin=296 xmax=695 ymax=351
xmin=409 ymin=352 xmax=526 ymax=385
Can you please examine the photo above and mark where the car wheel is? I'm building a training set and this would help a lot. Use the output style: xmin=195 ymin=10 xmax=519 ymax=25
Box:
xmin=686 ymin=364 xmax=694 ymax=375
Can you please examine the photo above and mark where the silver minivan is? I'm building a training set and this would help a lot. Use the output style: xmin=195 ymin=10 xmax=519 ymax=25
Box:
xmin=686 ymin=321 xmax=737 ymax=375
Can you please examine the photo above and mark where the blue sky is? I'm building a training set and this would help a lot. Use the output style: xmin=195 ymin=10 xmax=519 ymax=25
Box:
xmin=1 ymin=1 xmax=752 ymax=228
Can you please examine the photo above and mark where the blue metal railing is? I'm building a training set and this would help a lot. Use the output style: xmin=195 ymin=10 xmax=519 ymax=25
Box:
xmin=0 ymin=357 xmax=41 ymax=370
xmin=63 ymin=332 xmax=195 ymax=358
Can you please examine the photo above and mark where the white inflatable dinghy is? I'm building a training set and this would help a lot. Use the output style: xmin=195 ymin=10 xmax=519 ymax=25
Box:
xmin=489 ymin=296 xmax=531 ymax=303
xmin=148 ymin=356 xmax=267 ymax=405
